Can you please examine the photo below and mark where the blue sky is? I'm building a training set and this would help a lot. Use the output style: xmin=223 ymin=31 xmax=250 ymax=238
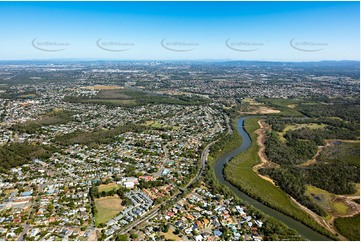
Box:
xmin=0 ymin=1 xmax=359 ymax=61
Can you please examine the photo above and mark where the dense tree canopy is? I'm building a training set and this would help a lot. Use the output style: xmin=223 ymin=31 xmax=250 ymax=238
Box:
xmin=0 ymin=142 xmax=54 ymax=172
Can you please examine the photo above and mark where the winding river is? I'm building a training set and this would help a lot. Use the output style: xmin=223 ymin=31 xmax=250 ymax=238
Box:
xmin=214 ymin=116 xmax=330 ymax=241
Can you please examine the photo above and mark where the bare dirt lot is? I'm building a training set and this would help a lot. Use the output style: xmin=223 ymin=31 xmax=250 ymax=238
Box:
xmin=239 ymin=106 xmax=281 ymax=115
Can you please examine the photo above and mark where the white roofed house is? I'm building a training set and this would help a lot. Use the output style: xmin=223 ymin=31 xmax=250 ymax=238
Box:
xmin=194 ymin=234 xmax=203 ymax=241
xmin=123 ymin=181 xmax=135 ymax=189
xmin=122 ymin=177 xmax=138 ymax=184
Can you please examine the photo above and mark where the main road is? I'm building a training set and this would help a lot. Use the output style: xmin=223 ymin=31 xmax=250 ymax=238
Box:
xmin=111 ymin=136 xmax=218 ymax=239
xmin=182 ymin=140 xmax=216 ymax=190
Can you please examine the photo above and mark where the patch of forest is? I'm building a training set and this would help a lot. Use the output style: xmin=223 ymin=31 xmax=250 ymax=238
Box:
xmin=0 ymin=142 xmax=55 ymax=172
xmin=261 ymin=101 xmax=359 ymax=216
xmin=297 ymin=100 xmax=360 ymax=123
xmin=304 ymin=161 xmax=359 ymax=194
xmin=64 ymin=88 xmax=210 ymax=107
xmin=10 ymin=110 xmax=76 ymax=134
xmin=265 ymin=131 xmax=318 ymax=165
xmin=306 ymin=142 xmax=360 ymax=194
xmin=54 ymin=124 xmax=146 ymax=147
xmin=259 ymin=167 xmax=326 ymax=216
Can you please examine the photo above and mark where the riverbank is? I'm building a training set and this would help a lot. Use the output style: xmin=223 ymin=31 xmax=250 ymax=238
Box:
xmin=252 ymin=119 xmax=279 ymax=185
xmin=205 ymin=117 xmax=302 ymax=240
xmin=251 ymin=120 xmax=346 ymax=239
xmin=215 ymin=116 xmax=336 ymax=240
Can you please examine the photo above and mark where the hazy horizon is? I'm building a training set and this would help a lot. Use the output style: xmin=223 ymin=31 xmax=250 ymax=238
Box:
xmin=0 ymin=58 xmax=360 ymax=63
xmin=0 ymin=1 xmax=359 ymax=61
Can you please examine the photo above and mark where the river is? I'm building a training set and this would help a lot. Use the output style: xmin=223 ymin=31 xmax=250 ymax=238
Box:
xmin=214 ymin=116 xmax=330 ymax=241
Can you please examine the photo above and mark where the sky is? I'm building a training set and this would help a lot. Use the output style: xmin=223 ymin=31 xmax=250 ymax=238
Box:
xmin=0 ymin=1 xmax=359 ymax=61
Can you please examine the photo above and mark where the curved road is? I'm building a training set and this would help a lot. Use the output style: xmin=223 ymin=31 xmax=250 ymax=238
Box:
xmin=183 ymin=140 xmax=216 ymax=189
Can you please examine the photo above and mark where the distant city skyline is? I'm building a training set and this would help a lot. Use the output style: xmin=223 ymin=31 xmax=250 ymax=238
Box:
xmin=0 ymin=1 xmax=359 ymax=61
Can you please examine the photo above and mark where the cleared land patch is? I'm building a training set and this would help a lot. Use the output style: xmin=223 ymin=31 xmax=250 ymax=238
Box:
xmin=258 ymin=106 xmax=281 ymax=114
xmin=240 ymin=98 xmax=280 ymax=114
xmin=144 ymin=121 xmax=164 ymax=129
xmin=242 ymin=98 xmax=263 ymax=106
xmin=318 ymin=141 xmax=360 ymax=166
xmin=80 ymin=85 xmax=123 ymax=90
xmin=144 ymin=120 xmax=180 ymax=130
xmin=161 ymin=229 xmax=183 ymax=241
xmin=85 ymin=99 xmax=136 ymax=106
xmin=98 ymin=183 xmax=120 ymax=193
xmin=277 ymin=123 xmax=326 ymax=142
xmin=306 ymin=185 xmax=360 ymax=218
xmin=256 ymin=98 xmax=304 ymax=116
xmin=287 ymin=104 xmax=296 ymax=109
xmin=239 ymin=105 xmax=280 ymax=115
xmin=252 ymin=120 xmax=279 ymax=185
xmin=95 ymin=195 xmax=123 ymax=225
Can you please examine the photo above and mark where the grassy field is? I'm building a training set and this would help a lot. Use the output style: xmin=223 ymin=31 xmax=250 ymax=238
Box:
xmin=81 ymin=85 xmax=123 ymax=90
xmin=305 ymin=186 xmax=356 ymax=217
xmin=256 ymin=98 xmax=304 ymax=116
xmin=94 ymin=195 xmax=123 ymax=225
xmin=85 ymin=99 xmax=137 ymax=106
xmin=161 ymin=229 xmax=183 ymax=241
xmin=334 ymin=214 xmax=360 ymax=241
xmin=144 ymin=120 xmax=163 ymax=128
xmin=332 ymin=201 xmax=349 ymax=215
xmin=224 ymin=117 xmax=333 ymax=237
xmin=282 ymin=123 xmax=326 ymax=134
xmin=98 ymin=183 xmax=120 ymax=193
xmin=277 ymin=123 xmax=326 ymax=142
xmin=72 ymin=87 xmax=137 ymax=106
xmin=258 ymin=98 xmax=303 ymax=107
xmin=144 ymin=120 xmax=180 ymax=130
xmin=242 ymin=98 xmax=263 ymax=106
xmin=240 ymin=98 xmax=281 ymax=114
